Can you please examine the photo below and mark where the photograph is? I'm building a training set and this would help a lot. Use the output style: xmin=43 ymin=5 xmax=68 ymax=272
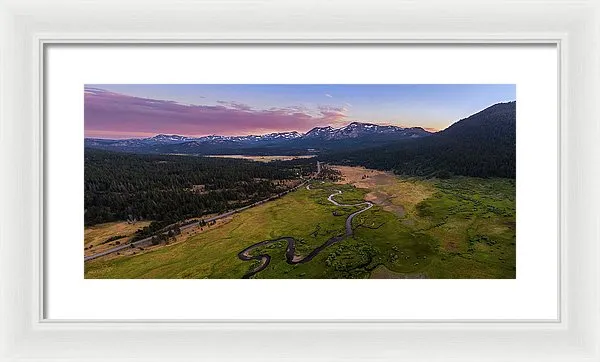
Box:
xmin=83 ymin=84 xmax=516 ymax=279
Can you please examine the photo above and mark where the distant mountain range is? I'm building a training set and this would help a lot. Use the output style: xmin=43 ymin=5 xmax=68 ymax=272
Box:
xmin=85 ymin=122 xmax=432 ymax=155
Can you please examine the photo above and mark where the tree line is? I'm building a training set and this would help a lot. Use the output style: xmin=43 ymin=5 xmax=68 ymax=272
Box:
xmin=84 ymin=149 xmax=315 ymax=227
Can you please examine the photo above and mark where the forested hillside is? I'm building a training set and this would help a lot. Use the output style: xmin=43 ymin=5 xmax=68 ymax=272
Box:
xmin=84 ymin=149 xmax=315 ymax=227
xmin=320 ymin=101 xmax=516 ymax=178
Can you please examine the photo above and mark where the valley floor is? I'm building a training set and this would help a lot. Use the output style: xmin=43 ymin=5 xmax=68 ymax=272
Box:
xmin=84 ymin=166 xmax=516 ymax=279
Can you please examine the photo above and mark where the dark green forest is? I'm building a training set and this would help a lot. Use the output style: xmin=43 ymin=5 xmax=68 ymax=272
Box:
xmin=320 ymin=101 xmax=516 ymax=178
xmin=84 ymin=149 xmax=315 ymax=227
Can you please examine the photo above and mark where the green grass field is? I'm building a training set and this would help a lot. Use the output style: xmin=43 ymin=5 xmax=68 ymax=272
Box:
xmin=85 ymin=176 xmax=516 ymax=279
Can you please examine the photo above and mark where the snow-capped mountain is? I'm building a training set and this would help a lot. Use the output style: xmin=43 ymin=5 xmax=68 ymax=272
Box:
xmin=261 ymin=131 xmax=302 ymax=141
xmin=305 ymin=122 xmax=430 ymax=140
xmin=149 ymin=134 xmax=196 ymax=143
xmin=85 ymin=122 xmax=433 ymax=155
xmin=304 ymin=126 xmax=335 ymax=139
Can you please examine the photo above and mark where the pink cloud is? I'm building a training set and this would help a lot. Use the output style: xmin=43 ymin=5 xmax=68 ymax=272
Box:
xmin=85 ymin=87 xmax=348 ymax=138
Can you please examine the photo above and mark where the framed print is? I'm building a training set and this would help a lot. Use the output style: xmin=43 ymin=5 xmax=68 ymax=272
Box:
xmin=46 ymin=45 xmax=555 ymax=321
xmin=1 ymin=0 xmax=599 ymax=361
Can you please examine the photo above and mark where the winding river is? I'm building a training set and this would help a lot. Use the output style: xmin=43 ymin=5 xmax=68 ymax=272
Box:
xmin=237 ymin=186 xmax=373 ymax=278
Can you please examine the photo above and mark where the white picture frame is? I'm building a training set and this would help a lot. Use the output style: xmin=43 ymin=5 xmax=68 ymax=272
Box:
xmin=0 ymin=0 xmax=598 ymax=361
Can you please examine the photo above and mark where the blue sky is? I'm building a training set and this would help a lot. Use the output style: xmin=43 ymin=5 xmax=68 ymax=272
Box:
xmin=85 ymin=84 xmax=515 ymax=138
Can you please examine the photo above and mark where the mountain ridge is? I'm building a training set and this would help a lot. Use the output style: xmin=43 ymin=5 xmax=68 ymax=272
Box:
xmin=85 ymin=121 xmax=433 ymax=155
xmin=87 ymin=121 xmax=432 ymax=143
xmin=321 ymin=101 xmax=516 ymax=178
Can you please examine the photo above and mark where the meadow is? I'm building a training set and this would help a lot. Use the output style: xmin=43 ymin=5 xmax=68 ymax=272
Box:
xmin=85 ymin=166 xmax=516 ymax=279
xmin=84 ymin=220 xmax=152 ymax=256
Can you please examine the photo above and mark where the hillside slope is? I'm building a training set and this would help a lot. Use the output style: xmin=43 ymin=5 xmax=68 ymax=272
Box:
xmin=321 ymin=101 xmax=516 ymax=178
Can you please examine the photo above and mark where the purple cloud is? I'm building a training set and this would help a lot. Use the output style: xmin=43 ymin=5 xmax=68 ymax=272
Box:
xmin=85 ymin=87 xmax=348 ymax=138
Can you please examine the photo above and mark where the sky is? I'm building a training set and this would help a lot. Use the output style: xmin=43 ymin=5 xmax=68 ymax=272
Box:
xmin=84 ymin=84 xmax=516 ymax=139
